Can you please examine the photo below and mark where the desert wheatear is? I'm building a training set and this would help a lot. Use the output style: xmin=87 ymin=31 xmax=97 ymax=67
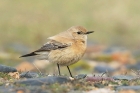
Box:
xmin=20 ymin=26 xmax=94 ymax=77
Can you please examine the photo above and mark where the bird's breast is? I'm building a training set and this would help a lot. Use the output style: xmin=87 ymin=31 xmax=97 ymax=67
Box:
xmin=48 ymin=42 xmax=86 ymax=66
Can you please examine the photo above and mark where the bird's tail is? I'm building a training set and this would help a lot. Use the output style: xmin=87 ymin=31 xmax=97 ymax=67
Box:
xmin=20 ymin=52 xmax=38 ymax=57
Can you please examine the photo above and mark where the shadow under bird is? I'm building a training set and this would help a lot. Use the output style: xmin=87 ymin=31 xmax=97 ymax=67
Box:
xmin=20 ymin=26 xmax=94 ymax=77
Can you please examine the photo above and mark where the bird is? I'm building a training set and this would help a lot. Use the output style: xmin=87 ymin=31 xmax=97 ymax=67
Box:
xmin=20 ymin=26 xmax=94 ymax=77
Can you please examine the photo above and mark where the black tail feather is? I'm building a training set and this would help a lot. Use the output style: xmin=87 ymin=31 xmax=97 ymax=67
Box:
xmin=20 ymin=52 xmax=38 ymax=58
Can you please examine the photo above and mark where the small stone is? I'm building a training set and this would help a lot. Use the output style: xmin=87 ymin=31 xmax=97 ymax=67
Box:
xmin=113 ymin=75 xmax=135 ymax=80
xmin=69 ymin=77 xmax=75 ymax=80
xmin=0 ymin=65 xmax=17 ymax=73
xmin=116 ymin=86 xmax=140 ymax=91
xmin=20 ymin=72 xmax=39 ymax=78
xmin=74 ymin=74 xmax=87 ymax=79
xmin=15 ymin=76 xmax=69 ymax=86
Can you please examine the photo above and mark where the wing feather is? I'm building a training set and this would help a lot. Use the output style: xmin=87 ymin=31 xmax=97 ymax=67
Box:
xmin=20 ymin=40 xmax=70 ymax=57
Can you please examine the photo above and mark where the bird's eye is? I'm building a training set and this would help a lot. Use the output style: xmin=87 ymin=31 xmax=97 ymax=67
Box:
xmin=77 ymin=31 xmax=82 ymax=34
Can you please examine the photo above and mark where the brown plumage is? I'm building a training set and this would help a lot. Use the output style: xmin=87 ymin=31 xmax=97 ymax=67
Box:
xmin=20 ymin=26 xmax=94 ymax=77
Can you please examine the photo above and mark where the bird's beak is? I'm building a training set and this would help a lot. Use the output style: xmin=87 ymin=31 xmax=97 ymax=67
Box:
xmin=86 ymin=31 xmax=94 ymax=34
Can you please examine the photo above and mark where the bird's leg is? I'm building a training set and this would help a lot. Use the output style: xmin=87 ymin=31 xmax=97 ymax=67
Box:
xmin=57 ymin=64 xmax=61 ymax=76
xmin=67 ymin=66 xmax=73 ymax=77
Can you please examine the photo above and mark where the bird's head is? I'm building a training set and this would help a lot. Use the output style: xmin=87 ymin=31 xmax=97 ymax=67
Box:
xmin=68 ymin=26 xmax=94 ymax=41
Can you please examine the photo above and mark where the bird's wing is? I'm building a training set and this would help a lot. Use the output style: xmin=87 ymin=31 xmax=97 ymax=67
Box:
xmin=20 ymin=40 xmax=71 ymax=57
xmin=35 ymin=40 xmax=70 ymax=52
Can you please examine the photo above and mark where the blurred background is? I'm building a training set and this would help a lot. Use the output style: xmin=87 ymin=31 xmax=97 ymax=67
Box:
xmin=0 ymin=0 xmax=140 ymax=75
